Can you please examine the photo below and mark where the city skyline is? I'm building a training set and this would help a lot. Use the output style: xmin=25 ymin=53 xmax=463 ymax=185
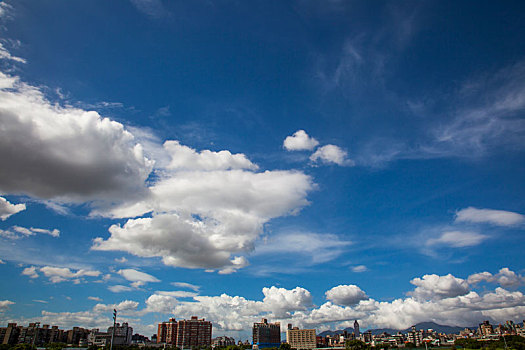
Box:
xmin=0 ymin=0 xmax=524 ymax=342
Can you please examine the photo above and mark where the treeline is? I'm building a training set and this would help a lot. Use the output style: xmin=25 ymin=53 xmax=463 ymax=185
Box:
xmin=455 ymin=335 xmax=525 ymax=350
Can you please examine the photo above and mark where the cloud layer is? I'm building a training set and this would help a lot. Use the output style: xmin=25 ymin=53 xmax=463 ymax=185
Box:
xmin=8 ymin=268 xmax=524 ymax=335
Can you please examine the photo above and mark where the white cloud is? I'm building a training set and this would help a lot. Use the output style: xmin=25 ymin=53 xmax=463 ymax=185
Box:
xmin=144 ymin=293 xmax=179 ymax=314
xmin=0 ymin=43 xmax=26 ymax=63
xmin=1 ymin=226 xmax=60 ymax=239
xmin=156 ymin=291 xmax=199 ymax=298
xmin=7 ymin=271 xmax=525 ymax=334
xmin=467 ymin=271 xmax=494 ymax=285
xmin=426 ymin=230 xmax=488 ymax=248
xmin=0 ymin=2 xmax=12 ymax=19
xmin=283 ymin=130 xmax=319 ymax=151
xmin=325 ymin=285 xmax=368 ymax=306
xmin=115 ymin=257 xmax=128 ymax=263
xmin=171 ymin=282 xmax=200 ymax=291
xmin=0 ymin=197 xmax=26 ymax=220
xmin=93 ymin=159 xmax=314 ymax=272
xmin=254 ymin=232 xmax=352 ymax=264
xmin=262 ymin=286 xmax=313 ymax=318
xmin=21 ymin=266 xmax=39 ymax=279
xmin=38 ymin=266 xmax=101 ymax=283
xmin=0 ymin=300 xmax=14 ymax=312
xmin=455 ymin=207 xmax=525 ymax=226
xmin=0 ymin=71 xmax=153 ymax=204
xmin=118 ymin=268 xmax=160 ymax=284
xmin=352 ymin=265 xmax=368 ymax=273
xmin=495 ymin=268 xmax=522 ymax=287
xmin=88 ymin=296 xmax=103 ymax=302
xmin=310 ymin=144 xmax=354 ymax=166
xmin=409 ymin=274 xmax=470 ymax=300
xmin=164 ymin=140 xmax=257 ymax=171
xmin=92 ymin=300 xmax=139 ymax=313
xmin=108 ymin=285 xmax=135 ymax=293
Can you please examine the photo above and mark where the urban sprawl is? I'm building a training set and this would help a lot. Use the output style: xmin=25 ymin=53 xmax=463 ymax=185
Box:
xmin=2 ymin=317 xmax=525 ymax=350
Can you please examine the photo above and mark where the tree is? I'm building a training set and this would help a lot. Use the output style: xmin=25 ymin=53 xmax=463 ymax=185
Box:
xmin=346 ymin=339 xmax=368 ymax=350
xmin=454 ymin=338 xmax=481 ymax=349
xmin=279 ymin=343 xmax=291 ymax=350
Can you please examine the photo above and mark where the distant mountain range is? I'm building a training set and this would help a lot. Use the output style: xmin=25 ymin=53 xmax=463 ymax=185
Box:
xmin=318 ymin=321 xmax=476 ymax=337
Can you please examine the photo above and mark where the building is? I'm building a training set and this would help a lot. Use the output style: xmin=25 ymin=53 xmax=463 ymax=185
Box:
xmin=157 ymin=317 xmax=212 ymax=348
xmin=158 ymin=318 xmax=178 ymax=344
xmin=107 ymin=322 xmax=133 ymax=345
xmin=65 ymin=327 xmax=90 ymax=345
xmin=212 ymin=336 xmax=235 ymax=348
xmin=131 ymin=333 xmax=150 ymax=345
xmin=1 ymin=323 xmax=20 ymax=345
xmin=354 ymin=320 xmax=360 ymax=338
xmin=252 ymin=319 xmax=280 ymax=349
xmin=361 ymin=330 xmax=372 ymax=344
xmin=406 ymin=326 xmax=421 ymax=346
xmin=478 ymin=321 xmax=494 ymax=337
xmin=286 ymin=325 xmax=316 ymax=350
xmin=88 ymin=329 xmax=110 ymax=347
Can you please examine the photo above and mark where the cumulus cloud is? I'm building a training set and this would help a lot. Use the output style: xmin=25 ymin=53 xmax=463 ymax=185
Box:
xmin=283 ymin=130 xmax=319 ymax=151
xmin=118 ymin=268 xmax=160 ymax=287
xmin=426 ymin=230 xmax=488 ymax=248
xmin=93 ymin=153 xmax=314 ymax=272
xmin=22 ymin=266 xmax=101 ymax=283
xmin=0 ymin=197 xmax=26 ymax=220
xmin=438 ymin=268 xmax=522 ymax=288
xmin=467 ymin=271 xmax=494 ymax=285
xmin=455 ymin=207 xmax=525 ymax=226
xmin=262 ymin=286 xmax=313 ymax=318
xmin=409 ymin=274 xmax=470 ymax=300
xmin=144 ymin=293 xmax=179 ymax=314
xmin=92 ymin=300 xmax=139 ymax=313
xmin=21 ymin=266 xmax=39 ymax=279
xmin=8 ymin=272 xmax=525 ymax=334
xmin=164 ymin=140 xmax=257 ymax=171
xmin=0 ymin=71 xmax=153 ymax=204
xmin=88 ymin=296 xmax=102 ymax=302
xmin=310 ymin=144 xmax=354 ymax=166
xmin=325 ymin=285 xmax=368 ymax=306
xmin=494 ymin=268 xmax=522 ymax=287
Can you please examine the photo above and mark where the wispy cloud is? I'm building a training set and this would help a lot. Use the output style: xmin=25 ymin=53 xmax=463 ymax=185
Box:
xmin=254 ymin=231 xmax=352 ymax=264
xmin=129 ymin=0 xmax=168 ymax=19
xmin=455 ymin=207 xmax=525 ymax=227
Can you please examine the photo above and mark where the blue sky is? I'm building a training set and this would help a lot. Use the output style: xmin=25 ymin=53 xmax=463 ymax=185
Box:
xmin=0 ymin=0 xmax=525 ymax=340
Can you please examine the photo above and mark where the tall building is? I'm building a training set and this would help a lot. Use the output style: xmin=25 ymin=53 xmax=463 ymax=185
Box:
xmin=158 ymin=318 xmax=178 ymax=344
xmin=478 ymin=321 xmax=493 ymax=337
xmin=1 ymin=323 xmax=20 ymax=345
xmin=286 ymin=325 xmax=316 ymax=350
xmin=157 ymin=317 xmax=212 ymax=348
xmin=354 ymin=320 xmax=360 ymax=338
xmin=252 ymin=319 xmax=280 ymax=349
xmin=406 ymin=326 xmax=421 ymax=346
xmin=107 ymin=322 xmax=133 ymax=345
